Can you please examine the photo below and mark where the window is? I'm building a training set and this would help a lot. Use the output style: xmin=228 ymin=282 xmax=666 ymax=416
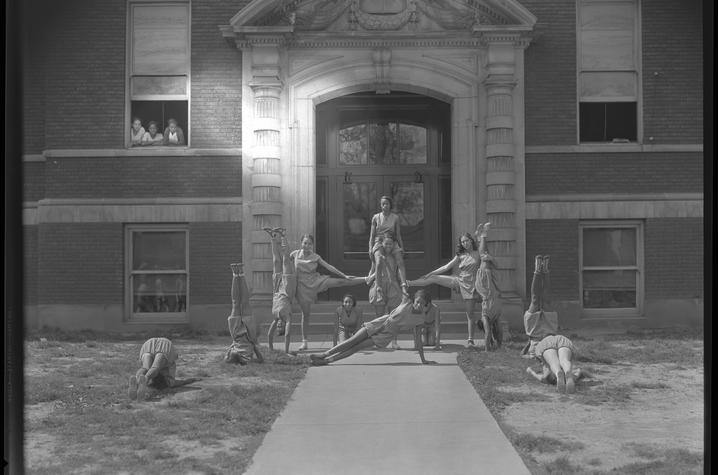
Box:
xmin=126 ymin=225 xmax=189 ymax=322
xmin=339 ymin=121 xmax=428 ymax=165
xmin=577 ymin=0 xmax=639 ymax=142
xmin=580 ymin=222 xmax=643 ymax=316
xmin=128 ymin=2 xmax=190 ymax=147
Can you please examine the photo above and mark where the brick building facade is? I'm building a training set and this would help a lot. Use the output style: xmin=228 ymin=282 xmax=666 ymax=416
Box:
xmin=20 ymin=0 xmax=704 ymax=332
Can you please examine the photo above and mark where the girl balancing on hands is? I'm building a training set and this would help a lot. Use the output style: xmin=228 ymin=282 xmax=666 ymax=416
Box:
xmin=264 ymin=227 xmax=296 ymax=354
xmin=310 ymin=290 xmax=437 ymax=366
xmin=406 ymin=224 xmax=491 ymax=348
xmin=291 ymin=233 xmax=365 ymax=351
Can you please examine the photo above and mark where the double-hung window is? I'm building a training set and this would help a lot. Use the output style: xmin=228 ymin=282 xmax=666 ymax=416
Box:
xmin=127 ymin=225 xmax=189 ymax=322
xmin=580 ymin=221 xmax=643 ymax=316
xmin=127 ymin=1 xmax=190 ymax=147
xmin=578 ymin=0 xmax=640 ymax=143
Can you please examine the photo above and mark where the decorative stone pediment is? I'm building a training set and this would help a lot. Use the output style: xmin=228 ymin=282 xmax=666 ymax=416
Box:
xmin=221 ymin=0 xmax=536 ymax=46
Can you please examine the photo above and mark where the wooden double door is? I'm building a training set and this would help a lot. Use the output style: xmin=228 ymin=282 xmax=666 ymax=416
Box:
xmin=315 ymin=92 xmax=453 ymax=301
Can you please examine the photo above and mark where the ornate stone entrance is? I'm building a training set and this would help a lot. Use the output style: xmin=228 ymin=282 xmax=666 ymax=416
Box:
xmin=221 ymin=0 xmax=536 ymax=320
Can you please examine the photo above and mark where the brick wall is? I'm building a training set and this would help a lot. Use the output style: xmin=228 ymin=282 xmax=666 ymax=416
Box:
xmin=30 ymin=0 xmax=247 ymax=151
xmin=189 ymin=1 xmax=248 ymax=148
xmin=37 ymin=223 xmax=124 ymax=304
xmin=23 ymin=162 xmax=46 ymax=202
xmin=24 ymin=226 xmax=38 ymax=305
xmin=642 ymin=0 xmax=703 ymax=144
xmin=188 ymin=222 xmax=243 ymax=304
xmin=644 ymin=218 xmax=703 ymax=299
xmin=525 ymin=219 xmax=580 ymax=301
xmin=525 ymin=151 xmax=702 ymax=195
xmin=521 ymin=0 xmax=577 ymax=146
xmin=40 ymin=0 xmax=127 ymax=149
xmin=21 ymin=4 xmax=46 ymax=154
xmin=43 ymin=155 xmax=242 ymax=199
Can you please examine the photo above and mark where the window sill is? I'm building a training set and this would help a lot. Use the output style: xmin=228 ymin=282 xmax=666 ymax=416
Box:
xmin=42 ymin=148 xmax=242 ymax=158
xmin=525 ymin=144 xmax=703 ymax=154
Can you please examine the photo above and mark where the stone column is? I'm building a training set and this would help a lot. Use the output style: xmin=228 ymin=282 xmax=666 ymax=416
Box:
xmin=244 ymin=39 xmax=285 ymax=300
xmin=480 ymin=38 xmax=529 ymax=303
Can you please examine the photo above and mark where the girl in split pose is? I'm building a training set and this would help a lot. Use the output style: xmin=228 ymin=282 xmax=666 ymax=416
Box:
xmin=292 ymin=234 xmax=365 ymax=350
xmin=367 ymin=232 xmax=407 ymax=349
xmin=407 ymin=225 xmax=488 ymax=348
xmin=310 ymin=290 xmax=437 ymax=366
xmin=265 ymin=227 xmax=296 ymax=354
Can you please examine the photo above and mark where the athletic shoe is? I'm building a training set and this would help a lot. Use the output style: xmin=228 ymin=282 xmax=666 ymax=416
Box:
xmin=128 ymin=376 xmax=138 ymax=400
xmin=390 ymin=340 xmax=401 ymax=350
xmin=467 ymin=339 xmax=477 ymax=348
xmin=298 ymin=340 xmax=309 ymax=351
xmin=262 ymin=227 xmax=275 ymax=238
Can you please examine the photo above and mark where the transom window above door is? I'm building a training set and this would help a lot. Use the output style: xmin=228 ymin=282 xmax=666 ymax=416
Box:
xmin=339 ymin=122 xmax=427 ymax=165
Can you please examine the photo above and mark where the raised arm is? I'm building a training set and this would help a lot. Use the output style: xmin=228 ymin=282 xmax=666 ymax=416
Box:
xmin=526 ymin=365 xmax=550 ymax=383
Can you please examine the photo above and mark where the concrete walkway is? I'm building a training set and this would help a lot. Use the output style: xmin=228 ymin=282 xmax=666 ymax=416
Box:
xmin=245 ymin=339 xmax=530 ymax=475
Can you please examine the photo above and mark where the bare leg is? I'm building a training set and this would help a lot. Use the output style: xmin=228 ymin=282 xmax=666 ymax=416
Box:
xmin=558 ymin=346 xmax=575 ymax=393
xmin=270 ymin=237 xmax=282 ymax=275
xmin=542 ymin=256 xmax=551 ymax=312
xmin=325 ymin=276 xmax=366 ymax=288
xmin=284 ymin=314 xmax=292 ymax=354
xmin=465 ymin=299 xmax=477 ymax=342
xmin=325 ymin=339 xmax=376 ymax=363
xmin=407 ymin=275 xmax=456 ymax=288
xmin=320 ymin=327 xmax=371 ymax=358
xmin=267 ymin=319 xmax=278 ymax=350
xmin=299 ymin=301 xmax=311 ymax=350
xmin=527 ymin=255 xmax=544 ymax=313
xmin=541 ymin=348 xmax=565 ymax=393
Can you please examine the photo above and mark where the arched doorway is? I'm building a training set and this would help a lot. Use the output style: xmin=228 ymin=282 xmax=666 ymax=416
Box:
xmin=315 ymin=91 xmax=453 ymax=300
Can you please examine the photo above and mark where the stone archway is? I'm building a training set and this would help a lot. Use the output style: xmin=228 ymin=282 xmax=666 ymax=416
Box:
xmin=222 ymin=0 xmax=535 ymax=321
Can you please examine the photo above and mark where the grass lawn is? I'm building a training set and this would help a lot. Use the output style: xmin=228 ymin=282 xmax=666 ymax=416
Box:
xmin=457 ymin=329 xmax=705 ymax=475
xmin=24 ymin=330 xmax=310 ymax=474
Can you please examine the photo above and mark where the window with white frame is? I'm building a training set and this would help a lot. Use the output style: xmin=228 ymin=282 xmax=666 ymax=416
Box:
xmin=127 ymin=226 xmax=189 ymax=321
xmin=577 ymin=0 xmax=640 ymax=143
xmin=128 ymin=2 xmax=190 ymax=147
xmin=580 ymin=222 xmax=643 ymax=315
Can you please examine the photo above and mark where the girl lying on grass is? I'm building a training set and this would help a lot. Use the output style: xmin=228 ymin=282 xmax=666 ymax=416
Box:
xmin=525 ymin=335 xmax=592 ymax=393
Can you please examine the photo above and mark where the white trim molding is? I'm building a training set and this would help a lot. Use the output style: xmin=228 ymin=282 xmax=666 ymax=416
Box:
xmin=526 ymin=199 xmax=703 ymax=220
xmin=25 ymin=198 xmax=243 ymax=224
xmin=42 ymin=148 xmax=242 ymax=158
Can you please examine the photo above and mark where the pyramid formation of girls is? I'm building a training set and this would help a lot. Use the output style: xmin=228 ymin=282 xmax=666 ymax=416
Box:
xmin=128 ymin=196 xmax=587 ymax=401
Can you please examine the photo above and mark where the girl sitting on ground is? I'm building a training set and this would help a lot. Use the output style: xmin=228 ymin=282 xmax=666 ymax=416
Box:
xmin=333 ymin=294 xmax=364 ymax=346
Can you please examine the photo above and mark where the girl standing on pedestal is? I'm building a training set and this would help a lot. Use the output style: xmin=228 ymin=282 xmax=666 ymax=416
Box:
xmin=291 ymin=234 xmax=365 ymax=350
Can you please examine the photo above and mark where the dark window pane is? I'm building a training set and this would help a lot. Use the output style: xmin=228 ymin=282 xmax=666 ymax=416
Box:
xmin=390 ymin=182 xmax=425 ymax=258
xmin=133 ymin=231 xmax=186 ymax=270
xmin=583 ymin=228 xmax=636 ymax=266
xmin=343 ymin=182 xmax=378 ymax=258
xmin=605 ymin=102 xmax=636 ymax=141
xmin=130 ymin=100 xmax=188 ymax=145
xmin=133 ymin=273 xmax=186 ymax=313
xmin=582 ymin=270 xmax=637 ymax=308
xmin=579 ymin=102 xmax=606 ymax=141
xmin=580 ymin=102 xmax=637 ymax=142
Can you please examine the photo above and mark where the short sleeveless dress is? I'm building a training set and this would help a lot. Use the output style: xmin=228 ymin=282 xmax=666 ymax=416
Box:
xmin=363 ymin=299 xmax=424 ymax=348
xmin=292 ymin=250 xmax=332 ymax=305
xmin=370 ymin=212 xmax=404 ymax=254
xmin=455 ymin=251 xmax=481 ymax=300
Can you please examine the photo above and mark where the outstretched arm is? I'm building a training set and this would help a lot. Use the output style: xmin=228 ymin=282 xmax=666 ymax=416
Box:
xmin=317 ymin=256 xmax=348 ymax=278
xmin=421 ymin=255 xmax=460 ymax=279
xmin=526 ymin=365 xmax=550 ymax=383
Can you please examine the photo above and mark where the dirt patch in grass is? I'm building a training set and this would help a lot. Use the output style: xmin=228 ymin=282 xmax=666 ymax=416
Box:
xmin=24 ymin=336 xmax=310 ymax=474
xmin=458 ymin=335 xmax=704 ymax=474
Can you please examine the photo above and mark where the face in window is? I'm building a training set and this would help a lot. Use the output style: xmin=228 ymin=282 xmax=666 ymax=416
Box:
xmin=132 ymin=119 xmax=142 ymax=132
xmin=148 ymin=123 xmax=158 ymax=135
xmin=168 ymin=120 xmax=177 ymax=132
